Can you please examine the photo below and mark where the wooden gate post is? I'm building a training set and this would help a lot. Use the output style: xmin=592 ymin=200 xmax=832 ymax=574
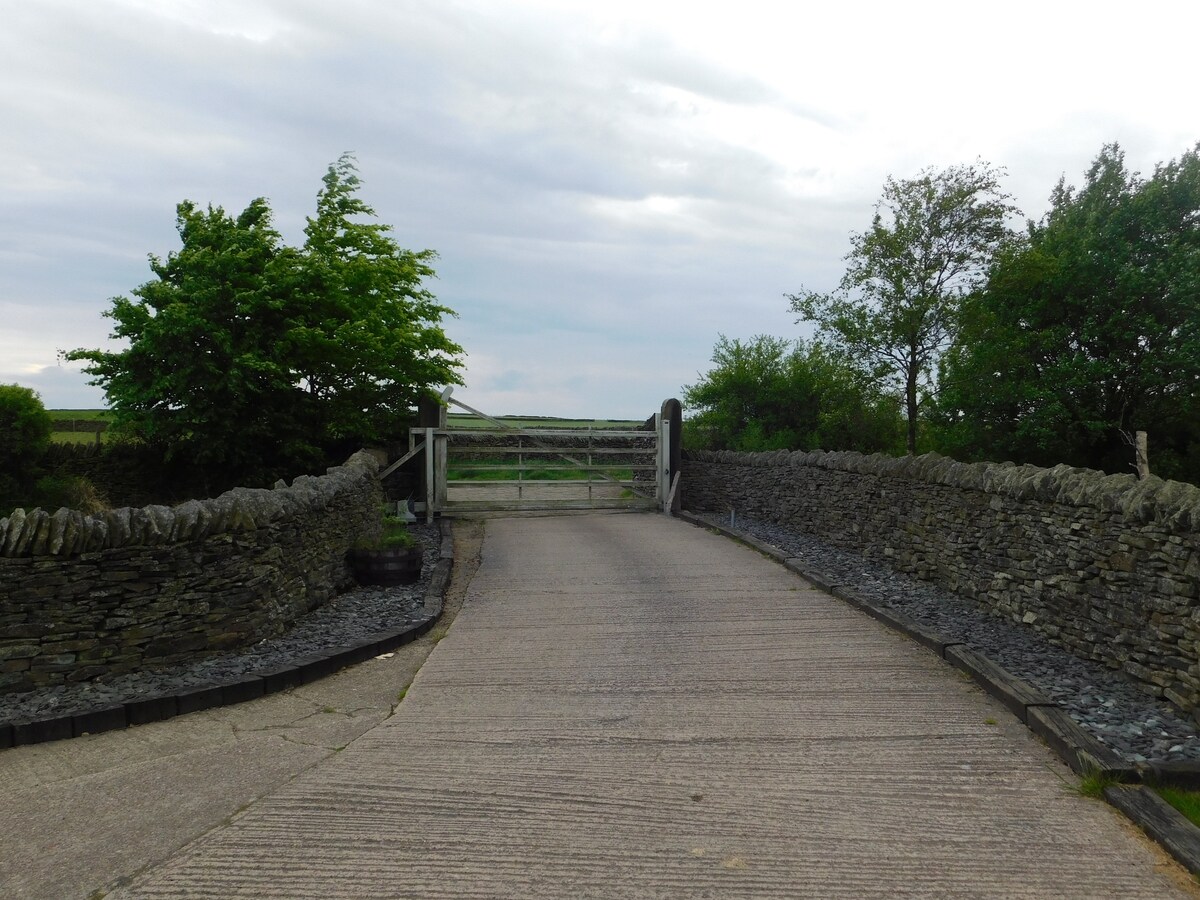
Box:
xmin=661 ymin=398 xmax=682 ymax=514
xmin=417 ymin=390 xmax=449 ymax=523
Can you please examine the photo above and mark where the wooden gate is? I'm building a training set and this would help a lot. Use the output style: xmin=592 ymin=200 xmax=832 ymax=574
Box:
xmin=392 ymin=393 xmax=678 ymax=518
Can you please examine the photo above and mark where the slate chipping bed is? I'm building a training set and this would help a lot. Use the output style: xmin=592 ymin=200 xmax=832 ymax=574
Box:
xmin=0 ymin=524 xmax=440 ymax=725
xmin=704 ymin=513 xmax=1200 ymax=765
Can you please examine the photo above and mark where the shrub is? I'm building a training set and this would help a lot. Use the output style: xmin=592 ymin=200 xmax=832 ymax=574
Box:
xmin=32 ymin=475 xmax=108 ymax=514
xmin=0 ymin=384 xmax=53 ymax=512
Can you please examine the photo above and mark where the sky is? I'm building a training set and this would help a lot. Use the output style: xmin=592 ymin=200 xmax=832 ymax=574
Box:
xmin=3 ymin=0 xmax=1198 ymax=419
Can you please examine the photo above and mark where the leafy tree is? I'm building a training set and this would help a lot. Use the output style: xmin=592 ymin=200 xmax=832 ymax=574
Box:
xmin=69 ymin=198 xmax=295 ymax=480
xmin=682 ymin=335 xmax=903 ymax=454
xmin=68 ymin=155 xmax=464 ymax=487
xmin=936 ymin=143 xmax=1200 ymax=481
xmin=788 ymin=161 xmax=1018 ymax=454
xmin=282 ymin=155 xmax=464 ymax=446
xmin=0 ymin=384 xmax=53 ymax=510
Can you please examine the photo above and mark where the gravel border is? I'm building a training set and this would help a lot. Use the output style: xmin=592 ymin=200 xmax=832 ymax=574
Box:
xmin=687 ymin=511 xmax=1200 ymax=766
xmin=0 ymin=522 xmax=448 ymax=740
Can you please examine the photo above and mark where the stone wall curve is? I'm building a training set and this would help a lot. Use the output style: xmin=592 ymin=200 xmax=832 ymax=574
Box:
xmin=0 ymin=451 xmax=383 ymax=693
xmin=682 ymin=448 xmax=1200 ymax=716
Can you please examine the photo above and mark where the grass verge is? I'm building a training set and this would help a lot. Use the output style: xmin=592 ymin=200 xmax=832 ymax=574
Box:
xmin=1077 ymin=768 xmax=1124 ymax=798
xmin=1156 ymin=786 xmax=1200 ymax=828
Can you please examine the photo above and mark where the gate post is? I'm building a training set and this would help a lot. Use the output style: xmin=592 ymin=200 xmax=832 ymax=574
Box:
xmin=417 ymin=391 xmax=448 ymax=523
xmin=660 ymin=398 xmax=682 ymax=514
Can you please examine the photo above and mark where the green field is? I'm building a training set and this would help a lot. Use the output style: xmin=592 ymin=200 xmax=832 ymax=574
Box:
xmin=49 ymin=409 xmax=110 ymax=420
xmin=445 ymin=413 xmax=645 ymax=430
xmin=41 ymin=410 xmax=646 ymax=448
xmin=443 ymin=414 xmax=648 ymax=481
xmin=48 ymin=409 xmax=110 ymax=444
xmin=447 ymin=456 xmax=635 ymax=482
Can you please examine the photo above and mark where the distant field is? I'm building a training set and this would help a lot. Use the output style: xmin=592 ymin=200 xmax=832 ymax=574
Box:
xmin=48 ymin=409 xmax=110 ymax=444
xmin=444 ymin=414 xmax=649 ymax=482
xmin=446 ymin=413 xmax=645 ymax=430
xmin=49 ymin=409 xmax=109 ymax=421
xmin=40 ymin=410 xmax=646 ymax=445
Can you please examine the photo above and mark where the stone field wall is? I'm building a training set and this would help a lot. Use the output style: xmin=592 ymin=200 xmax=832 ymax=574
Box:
xmin=0 ymin=451 xmax=383 ymax=694
xmin=683 ymin=449 xmax=1200 ymax=716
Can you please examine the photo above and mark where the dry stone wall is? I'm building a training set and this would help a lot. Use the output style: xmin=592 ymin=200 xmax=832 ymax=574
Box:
xmin=683 ymin=448 xmax=1200 ymax=716
xmin=0 ymin=451 xmax=383 ymax=694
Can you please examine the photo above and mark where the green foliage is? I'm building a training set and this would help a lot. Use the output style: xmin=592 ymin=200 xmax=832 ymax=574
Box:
xmin=31 ymin=474 xmax=108 ymax=514
xmin=67 ymin=154 xmax=464 ymax=488
xmin=1076 ymin=767 xmax=1124 ymax=799
xmin=935 ymin=143 xmax=1200 ymax=482
xmin=789 ymin=161 xmax=1018 ymax=454
xmin=682 ymin=335 xmax=904 ymax=454
xmin=0 ymin=384 xmax=52 ymax=471
xmin=379 ymin=515 xmax=417 ymax=548
xmin=354 ymin=514 xmax=416 ymax=550
xmin=0 ymin=384 xmax=53 ymax=511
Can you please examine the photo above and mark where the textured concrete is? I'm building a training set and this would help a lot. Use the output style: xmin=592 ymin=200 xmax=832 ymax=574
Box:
xmin=0 ymin=523 xmax=482 ymax=900
xmin=112 ymin=514 xmax=1193 ymax=898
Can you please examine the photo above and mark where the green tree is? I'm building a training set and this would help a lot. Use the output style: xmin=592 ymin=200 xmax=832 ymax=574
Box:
xmin=788 ymin=161 xmax=1018 ymax=454
xmin=68 ymin=198 xmax=295 ymax=480
xmin=68 ymin=155 xmax=464 ymax=487
xmin=0 ymin=384 xmax=53 ymax=510
xmin=282 ymin=154 xmax=464 ymax=445
xmin=682 ymin=335 xmax=903 ymax=454
xmin=936 ymin=143 xmax=1200 ymax=481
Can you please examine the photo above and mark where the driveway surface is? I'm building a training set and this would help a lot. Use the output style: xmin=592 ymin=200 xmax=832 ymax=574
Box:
xmin=9 ymin=514 xmax=1196 ymax=897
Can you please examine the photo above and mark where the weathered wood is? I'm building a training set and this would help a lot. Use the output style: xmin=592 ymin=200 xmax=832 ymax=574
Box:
xmin=438 ymin=428 xmax=652 ymax=439
xmin=440 ymin=498 xmax=657 ymax=512
xmin=414 ymin=397 xmax=666 ymax=514
xmin=1104 ymin=785 xmax=1200 ymax=876
xmin=379 ymin=440 xmax=426 ymax=480
xmin=1136 ymin=430 xmax=1150 ymax=479
xmin=425 ymin=427 xmax=435 ymax=524
xmin=444 ymin=398 xmax=657 ymax=504
xmin=665 ymin=470 xmax=681 ymax=515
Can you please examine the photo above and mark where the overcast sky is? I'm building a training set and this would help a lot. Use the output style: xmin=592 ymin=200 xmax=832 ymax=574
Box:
xmin=3 ymin=0 xmax=1198 ymax=418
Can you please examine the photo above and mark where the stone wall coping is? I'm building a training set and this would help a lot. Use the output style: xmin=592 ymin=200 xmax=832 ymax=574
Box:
xmin=683 ymin=448 xmax=1200 ymax=530
xmin=0 ymin=450 xmax=381 ymax=559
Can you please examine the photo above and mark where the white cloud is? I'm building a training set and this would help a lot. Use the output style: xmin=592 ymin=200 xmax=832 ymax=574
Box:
xmin=1 ymin=0 xmax=1198 ymax=415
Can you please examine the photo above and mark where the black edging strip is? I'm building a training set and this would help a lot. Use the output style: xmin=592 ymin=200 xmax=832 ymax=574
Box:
xmin=676 ymin=508 xmax=1200 ymax=876
xmin=1 ymin=517 xmax=455 ymax=749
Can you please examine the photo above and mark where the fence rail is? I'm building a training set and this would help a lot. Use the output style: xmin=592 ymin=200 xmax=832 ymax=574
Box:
xmin=402 ymin=392 xmax=681 ymax=518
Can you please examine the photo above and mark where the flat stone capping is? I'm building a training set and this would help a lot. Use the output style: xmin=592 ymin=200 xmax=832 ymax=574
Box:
xmin=676 ymin=508 xmax=1200 ymax=870
xmin=0 ymin=520 xmax=454 ymax=749
xmin=1104 ymin=785 xmax=1200 ymax=877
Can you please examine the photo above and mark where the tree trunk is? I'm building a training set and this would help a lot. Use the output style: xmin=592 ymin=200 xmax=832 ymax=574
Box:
xmin=905 ymin=359 xmax=919 ymax=455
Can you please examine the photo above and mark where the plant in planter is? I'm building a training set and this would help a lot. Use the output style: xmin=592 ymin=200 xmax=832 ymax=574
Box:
xmin=350 ymin=514 xmax=423 ymax=586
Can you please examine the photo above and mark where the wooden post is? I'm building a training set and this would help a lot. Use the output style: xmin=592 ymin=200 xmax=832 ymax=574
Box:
xmin=660 ymin=398 xmax=683 ymax=514
xmin=435 ymin=433 xmax=448 ymax=510
xmin=425 ymin=426 xmax=435 ymax=524
xmin=1135 ymin=431 xmax=1150 ymax=480
xmin=660 ymin=415 xmax=671 ymax=514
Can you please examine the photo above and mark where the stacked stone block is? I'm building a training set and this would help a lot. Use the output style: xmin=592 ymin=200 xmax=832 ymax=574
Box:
xmin=0 ymin=451 xmax=383 ymax=693
xmin=683 ymin=449 xmax=1200 ymax=717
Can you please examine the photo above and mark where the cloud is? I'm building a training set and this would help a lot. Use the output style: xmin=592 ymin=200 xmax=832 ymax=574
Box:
xmin=2 ymin=0 xmax=1198 ymax=418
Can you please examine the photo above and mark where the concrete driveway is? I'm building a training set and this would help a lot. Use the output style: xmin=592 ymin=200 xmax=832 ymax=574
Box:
xmin=2 ymin=514 xmax=1193 ymax=898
